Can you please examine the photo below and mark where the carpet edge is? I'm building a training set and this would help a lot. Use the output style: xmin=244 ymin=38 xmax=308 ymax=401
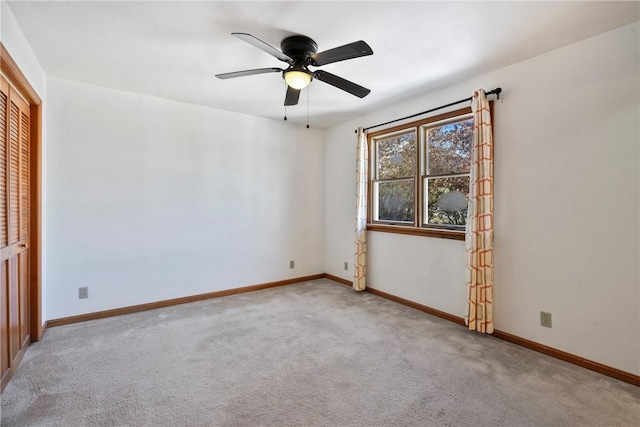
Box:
xmin=47 ymin=274 xmax=325 ymax=328
xmin=323 ymin=274 xmax=640 ymax=388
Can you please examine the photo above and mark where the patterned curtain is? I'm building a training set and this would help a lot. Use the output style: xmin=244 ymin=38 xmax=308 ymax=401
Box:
xmin=354 ymin=127 xmax=368 ymax=291
xmin=465 ymin=89 xmax=494 ymax=333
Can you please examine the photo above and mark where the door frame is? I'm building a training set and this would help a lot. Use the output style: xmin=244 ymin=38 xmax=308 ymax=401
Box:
xmin=0 ymin=43 xmax=43 ymax=341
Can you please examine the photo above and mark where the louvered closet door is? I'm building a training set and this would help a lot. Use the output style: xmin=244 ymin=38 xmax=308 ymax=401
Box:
xmin=0 ymin=75 xmax=30 ymax=385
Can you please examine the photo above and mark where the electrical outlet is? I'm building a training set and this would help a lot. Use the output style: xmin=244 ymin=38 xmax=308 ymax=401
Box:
xmin=79 ymin=287 xmax=89 ymax=299
xmin=289 ymin=260 xmax=295 ymax=269
xmin=540 ymin=311 xmax=552 ymax=328
xmin=344 ymin=261 xmax=349 ymax=271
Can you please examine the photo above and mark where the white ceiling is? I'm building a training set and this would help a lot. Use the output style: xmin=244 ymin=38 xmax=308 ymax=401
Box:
xmin=6 ymin=1 xmax=640 ymax=128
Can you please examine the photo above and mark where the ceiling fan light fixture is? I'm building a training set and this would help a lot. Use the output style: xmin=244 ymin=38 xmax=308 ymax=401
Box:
xmin=284 ymin=70 xmax=312 ymax=89
xmin=218 ymin=33 xmax=373 ymax=106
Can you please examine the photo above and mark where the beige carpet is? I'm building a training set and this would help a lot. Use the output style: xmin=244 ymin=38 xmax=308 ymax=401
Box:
xmin=2 ymin=279 xmax=639 ymax=426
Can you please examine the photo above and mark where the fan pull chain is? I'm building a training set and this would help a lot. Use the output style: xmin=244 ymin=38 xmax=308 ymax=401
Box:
xmin=306 ymin=86 xmax=310 ymax=128
xmin=283 ymin=80 xmax=288 ymax=121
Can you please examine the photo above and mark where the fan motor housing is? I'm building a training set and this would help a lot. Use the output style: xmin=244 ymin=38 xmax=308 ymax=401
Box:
xmin=281 ymin=35 xmax=318 ymax=62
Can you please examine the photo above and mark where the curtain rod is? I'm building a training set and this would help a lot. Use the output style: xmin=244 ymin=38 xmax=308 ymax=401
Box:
xmin=356 ymin=87 xmax=502 ymax=134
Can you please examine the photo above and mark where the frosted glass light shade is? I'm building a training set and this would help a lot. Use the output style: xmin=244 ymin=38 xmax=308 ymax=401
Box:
xmin=284 ymin=70 xmax=311 ymax=89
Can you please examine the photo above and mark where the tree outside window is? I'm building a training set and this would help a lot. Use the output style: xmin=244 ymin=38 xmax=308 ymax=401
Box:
xmin=424 ymin=119 xmax=472 ymax=228
xmin=374 ymin=131 xmax=416 ymax=223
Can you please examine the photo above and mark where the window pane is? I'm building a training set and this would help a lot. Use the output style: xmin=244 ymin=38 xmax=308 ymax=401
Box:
xmin=376 ymin=179 xmax=415 ymax=223
xmin=425 ymin=176 xmax=470 ymax=227
xmin=376 ymin=132 xmax=416 ymax=179
xmin=427 ymin=119 xmax=473 ymax=175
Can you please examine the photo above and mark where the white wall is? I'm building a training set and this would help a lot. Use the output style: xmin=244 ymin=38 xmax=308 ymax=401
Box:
xmin=1 ymin=2 xmax=45 ymax=95
xmin=46 ymin=77 xmax=325 ymax=319
xmin=325 ymin=23 xmax=640 ymax=375
xmin=1 ymin=1 xmax=48 ymax=322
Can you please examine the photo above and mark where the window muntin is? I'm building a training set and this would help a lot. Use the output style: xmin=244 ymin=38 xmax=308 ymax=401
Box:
xmin=368 ymin=107 xmax=474 ymax=238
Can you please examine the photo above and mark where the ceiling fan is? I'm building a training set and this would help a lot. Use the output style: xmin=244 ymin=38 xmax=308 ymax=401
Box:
xmin=215 ymin=33 xmax=373 ymax=106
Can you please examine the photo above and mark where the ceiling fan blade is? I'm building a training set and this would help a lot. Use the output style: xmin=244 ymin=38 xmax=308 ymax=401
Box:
xmin=310 ymin=40 xmax=373 ymax=66
xmin=215 ymin=67 xmax=282 ymax=79
xmin=313 ymin=70 xmax=371 ymax=98
xmin=232 ymin=32 xmax=293 ymax=63
xmin=284 ymin=86 xmax=301 ymax=106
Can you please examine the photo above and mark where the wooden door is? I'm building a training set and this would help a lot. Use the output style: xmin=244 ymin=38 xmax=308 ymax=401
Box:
xmin=0 ymin=75 xmax=30 ymax=388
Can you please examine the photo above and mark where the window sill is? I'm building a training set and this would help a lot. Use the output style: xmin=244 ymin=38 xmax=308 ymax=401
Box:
xmin=366 ymin=224 xmax=465 ymax=241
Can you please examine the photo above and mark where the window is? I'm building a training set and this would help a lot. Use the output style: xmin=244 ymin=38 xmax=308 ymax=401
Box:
xmin=368 ymin=107 xmax=476 ymax=240
xmin=373 ymin=130 xmax=416 ymax=224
